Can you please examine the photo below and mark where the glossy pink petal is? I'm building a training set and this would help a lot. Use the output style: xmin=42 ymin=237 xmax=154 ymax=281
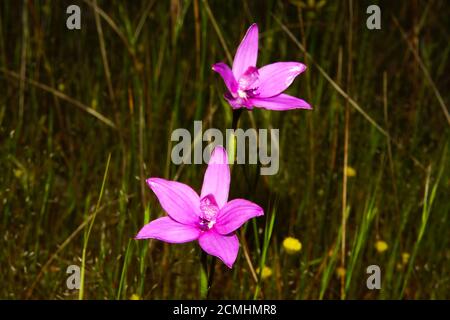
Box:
xmin=224 ymin=93 xmax=244 ymax=109
xmin=212 ymin=62 xmax=238 ymax=93
xmin=214 ymin=199 xmax=264 ymax=235
xmin=257 ymin=62 xmax=306 ymax=97
xmin=200 ymin=146 xmax=230 ymax=209
xmin=232 ymin=23 xmax=259 ymax=80
xmin=251 ymin=93 xmax=311 ymax=111
xmin=147 ymin=178 xmax=201 ymax=226
xmin=135 ymin=217 xmax=200 ymax=243
xmin=198 ymin=230 xmax=239 ymax=268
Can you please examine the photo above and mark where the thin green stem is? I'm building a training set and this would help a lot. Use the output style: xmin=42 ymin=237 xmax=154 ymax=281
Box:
xmin=79 ymin=153 xmax=112 ymax=300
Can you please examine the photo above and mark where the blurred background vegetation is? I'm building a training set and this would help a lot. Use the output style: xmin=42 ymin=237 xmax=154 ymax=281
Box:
xmin=0 ymin=0 xmax=448 ymax=299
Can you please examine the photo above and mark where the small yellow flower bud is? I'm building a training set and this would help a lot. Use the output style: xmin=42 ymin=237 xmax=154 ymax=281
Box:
xmin=375 ymin=240 xmax=388 ymax=253
xmin=256 ymin=266 xmax=273 ymax=280
xmin=130 ymin=294 xmax=141 ymax=300
xmin=401 ymin=252 xmax=410 ymax=265
xmin=283 ymin=237 xmax=302 ymax=255
xmin=345 ymin=166 xmax=356 ymax=177
xmin=14 ymin=169 xmax=23 ymax=178
xmin=336 ymin=267 xmax=346 ymax=278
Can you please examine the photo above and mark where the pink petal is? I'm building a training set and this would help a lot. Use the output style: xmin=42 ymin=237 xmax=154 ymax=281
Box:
xmin=147 ymin=178 xmax=201 ymax=226
xmin=215 ymin=199 xmax=264 ymax=235
xmin=201 ymin=146 xmax=230 ymax=209
xmin=224 ymin=93 xmax=253 ymax=110
xmin=198 ymin=230 xmax=239 ymax=268
xmin=257 ymin=62 xmax=306 ymax=97
xmin=212 ymin=62 xmax=238 ymax=93
xmin=224 ymin=93 xmax=244 ymax=109
xmin=135 ymin=217 xmax=200 ymax=243
xmin=232 ymin=23 xmax=259 ymax=80
xmin=251 ymin=93 xmax=311 ymax=111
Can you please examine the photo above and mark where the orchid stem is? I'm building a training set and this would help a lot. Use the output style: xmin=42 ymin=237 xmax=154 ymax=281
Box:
xmin=228 ymin=109 xmax=243 ymax=165
xmin=232 ymin=108 xmax=243 ymax=131
xmin=200 ymin=251 xmax=215 ymax=299
xmin=207 ymin=257 xmax=216 ymax=299
xmin=200 ymin=251 xmax=208 ymax=298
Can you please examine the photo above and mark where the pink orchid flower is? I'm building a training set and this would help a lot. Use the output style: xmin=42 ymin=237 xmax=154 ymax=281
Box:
xmin=135 ymin=146 xmax=264 ymax=268
xmin=212 ymin=23 xmax=311 ymax=111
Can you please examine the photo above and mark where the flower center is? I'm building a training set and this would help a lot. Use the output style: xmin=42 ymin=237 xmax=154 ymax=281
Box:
xmin=235 ymin=66 xmax=260 ymax=102
xmin=199 ymin=218 xmax=216 ymax=231
xmin=237 ymin=89 xmax=247 ymax=99
xmin=198 ymin=194 xmax=219 ymax=231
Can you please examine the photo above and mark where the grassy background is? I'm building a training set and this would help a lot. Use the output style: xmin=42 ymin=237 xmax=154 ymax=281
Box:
xmin=0 ymin=0 xmax=448 ymax=299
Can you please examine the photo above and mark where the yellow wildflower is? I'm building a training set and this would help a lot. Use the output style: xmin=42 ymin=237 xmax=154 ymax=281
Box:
xmin=375 ymin=240 xmax=388 ymax=253
xmin=14 ymin=169 xmax=23 ymax=178
xmin=345 ymin=166 xmax=356 ymax=177
xmin=256 ymin=266 xmax=273 ymax=280
xmin=401 ymin=252 xmax=410 ymax=265
xmin=283 ymin=237 xmax=302 ymax=255
xmin=336 ymin=267 xmax=346 ymax=278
